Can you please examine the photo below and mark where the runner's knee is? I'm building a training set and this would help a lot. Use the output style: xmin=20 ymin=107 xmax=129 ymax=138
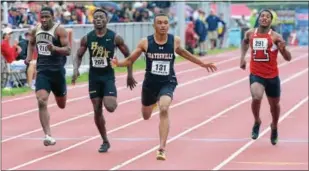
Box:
xmin=37 ymin=96 xmax=48 ymax=108
xmin=55 ymin=97 xmax=66 ymax=109
xmin=142 ymin=106 xmax=152 ymax=120
xmin=104 ymin=98 xmax=117 ymax=113
xmin=252 ymin=92 xmax=263 ymax=100
xmin=159 ymin=104 xmax=169 ymax=117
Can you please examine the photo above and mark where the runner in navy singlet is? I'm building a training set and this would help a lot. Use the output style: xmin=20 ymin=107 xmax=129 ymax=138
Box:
xmin=112 ymin=13 xmax=217 ymax=160
xmin=72 ymin=8 xmax=137 ymax=153
xmin=25 ymin=7 xmax=71 ymax=146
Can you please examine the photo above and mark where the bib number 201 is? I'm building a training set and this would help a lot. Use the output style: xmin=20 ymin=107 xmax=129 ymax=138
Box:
xmin=253 ymin=38 xmax=270 ymax=62
xmin=151 ymin=61 xmax=170 ymax=76
xmin=92 ymin=57 xmax=108 ymax=68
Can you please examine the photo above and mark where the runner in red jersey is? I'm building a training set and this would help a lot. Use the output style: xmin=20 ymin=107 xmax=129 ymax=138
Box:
xmin=239 ymin=9 xmax=292 ymax=145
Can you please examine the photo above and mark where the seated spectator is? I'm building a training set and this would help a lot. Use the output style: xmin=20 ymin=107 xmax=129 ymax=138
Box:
xmin=1 ymin=27 xmax=28 ymax=89
xmin=185 ymin=21 xmax=199 ymax=54
xmin=16 ymin=31 xmax=37 ymax=89
xmin=1 ymin=27 xmax=21 ymax=63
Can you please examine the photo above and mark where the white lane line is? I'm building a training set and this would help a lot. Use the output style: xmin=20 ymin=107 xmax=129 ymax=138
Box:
xmin=6 ymin=59 xmax=307 ymax=171
xmin=213 ymin=96 xmax=309 ymax=170
xmin=1 ymin=50 xmax=239 ymax=103
xmin=109 ymin=68 xmax=308 ymax=170
xmin=2 ymin=55 xmax=240 ymax=120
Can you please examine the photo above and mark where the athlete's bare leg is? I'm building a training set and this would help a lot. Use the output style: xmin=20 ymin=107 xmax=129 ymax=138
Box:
xmin=158 ymin=95 xmax=172 ymax=151
xmin=141 ymin=103 xmax=157 ymax=120
xmin=55 ymin=95 xmax=67 ymax=109
xmin=91 ymin=97 xmax=110 ymax=152
xmin=267 ymin=96 xmax=280 ymax=145
xmin=250 ymin=82 xmax=265 ymax=139
xmin=103 ymin=96 xmax=117 ymax=113
xmin=36 ymin=89 xmax=56 ymax=146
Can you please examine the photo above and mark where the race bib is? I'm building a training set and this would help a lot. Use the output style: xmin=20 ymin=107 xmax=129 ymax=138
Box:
xmin=253 ymin=38 xmax=268 ymax=50
xmin=151 ymin=61 xmax=170 ymax=76
xmin=92 ymin=57 xmax=108 ymax=68
xmin=37 ymin=43 xmax=51 ymax=56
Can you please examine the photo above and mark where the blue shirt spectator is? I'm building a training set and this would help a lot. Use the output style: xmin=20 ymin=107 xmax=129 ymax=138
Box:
xmin=194 ymin=18 xmax=207 ymax=42
xmin=206 ymin=11 xmax=220 ymax=31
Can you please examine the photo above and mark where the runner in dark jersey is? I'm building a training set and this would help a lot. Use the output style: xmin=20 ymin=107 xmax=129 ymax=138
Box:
xmin=71 ymin=8 xmax=137 ymax=153
xmin=240 ymin=9 xmax=292 ymax=145
xmin=25 ymin=7 xmax=71 ymax=146
xmin=112 ymin=13 xmax=217 ymax=160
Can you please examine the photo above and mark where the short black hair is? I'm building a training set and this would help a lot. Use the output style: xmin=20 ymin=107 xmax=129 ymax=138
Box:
xmin=153 ymin=13 xmax=168 ymax=23
xmin=41 ymin=6 xmax=54 ymax=16
xmin=259 ymin=9 xmax=273 ymax=20
xmin=93 ymin=8 xmax=108 ymax=18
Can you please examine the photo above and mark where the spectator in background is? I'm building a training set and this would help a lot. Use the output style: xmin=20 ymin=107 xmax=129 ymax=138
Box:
xmin=194 ymin=9 xmax=207 ymax=56
xmin=168 ymin=12 xmax=177 ymax=35
xmin=1 ymin=27 xmax=21 ymax=63
xmin=8 ymin=7 xmax=21 ymax=28
xmin=217 ymin=13 xmax=226 ymax=49
xmin=16 ymin=31 xmax=37 ymax=89
xmin=62 ymin=11 xmax=72 ymax=24
xmin=1 ymin=27 xmax=27 ymax=89
xmin=27 ymin=2 xmax=38 ymax=25
xmin=249 ymin=9 xmax=258 ymax=28
xmin=206 ymin=9 xmax=220 ymax=49
xmin=108 ymin=8 xmax=120 ymax=23
xmin=185 ymin=20 xmax=199 ymax=54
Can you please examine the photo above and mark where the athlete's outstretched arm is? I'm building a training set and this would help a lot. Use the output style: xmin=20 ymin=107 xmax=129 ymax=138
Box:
xmin=72 ymin=36 xmax=87 ymax=84
xmin=174 ymin=36 xmax=217 ymax=72
xmin=275 ymin=33 xmax=292 ymax=61
xmin=115 ymin=34 xmax=137 ymax=90
xmin=113 ymin=38 xmax=146 ymax=67
xmin=48 ymin=26 xmax=71 ymax=56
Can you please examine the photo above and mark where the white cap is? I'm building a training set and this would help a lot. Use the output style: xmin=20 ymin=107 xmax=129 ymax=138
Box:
xmin=2 ymin=27 xmax=13 ymax=35
xmin=63 ymin=11 xmax=71 ymax=17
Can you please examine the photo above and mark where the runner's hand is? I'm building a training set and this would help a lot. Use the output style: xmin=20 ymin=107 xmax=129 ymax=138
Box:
xmin=71 ymin=69 xmax=80 ymax=85
xmin=111 ymin=56 xmax=118 ymax=68
xmin=127 ymin=75 xmax=137 ymax=90
xmin=240 ymin=59 xmax=246 ymax=70
xmin=201 ymin=62 xmax=217 ymax=72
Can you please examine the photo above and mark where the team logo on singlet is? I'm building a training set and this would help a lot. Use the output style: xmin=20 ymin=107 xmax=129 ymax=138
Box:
xmin=91 ymin=42 xmax=110 ymax=68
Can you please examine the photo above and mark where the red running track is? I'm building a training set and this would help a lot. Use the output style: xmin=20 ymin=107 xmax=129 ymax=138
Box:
xmin=1 ymin=47 xmax=308 ymax=170
xmin=1 ymin=50 xmax=239 ymax=116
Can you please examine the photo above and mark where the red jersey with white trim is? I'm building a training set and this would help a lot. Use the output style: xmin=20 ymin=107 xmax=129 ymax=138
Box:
xmin=249 ymin=29 xmax=279 ymax=78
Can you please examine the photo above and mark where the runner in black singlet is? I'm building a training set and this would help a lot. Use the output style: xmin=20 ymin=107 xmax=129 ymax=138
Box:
xmin=25 ymin=7 xmax=71 ymax=146
xmin=112 ymin=13 xmax=217 ymax=160
xmin=72 ymin=8 xmax=137 ymax=153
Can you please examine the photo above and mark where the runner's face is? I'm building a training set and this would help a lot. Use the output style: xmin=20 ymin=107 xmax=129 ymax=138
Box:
xmin=93 ymin=11 xmax=107 ymax=29
xmin=258 ymin=11 xmax=272 ymax=28
xmin=154 ymin=16 xmax=169 ymax=34
xmin=40 ymin=11 xmax=53 ymax=30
